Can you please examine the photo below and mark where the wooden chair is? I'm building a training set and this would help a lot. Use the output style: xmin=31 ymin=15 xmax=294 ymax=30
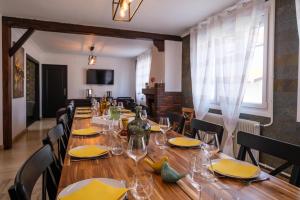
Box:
xmin=43 ymin=124 xmax=67 ymax=166
xmin=237 ymin=131 xmax=300 ymax=187
xmin=166 ymin=112 xmax=186 ymax=134
xmin=182 ymin=107 xmax=194 ymax=134
xmin=191 ymin=118 xmax=224 ymax=145
xmin=66 ymin=104 xmax=74 ymax=127
xmin=8 ymin=145 xmax=58 ymax=200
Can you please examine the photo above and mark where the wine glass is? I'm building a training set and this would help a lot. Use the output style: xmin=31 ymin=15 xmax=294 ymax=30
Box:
xmin=200 ymin=132 xmax=220 ymax=157
xmin=155 ymin=132 xmax=168 ymax=149
xmin=111 ymin=136 xmax=124 ymax=156
xmin=128 ymin=172 xmax=153 ymax=200
xmin=126 ymin=135 xmax=148 ymax=168
xmin=159 ymin=117 xmax=171 ymax=134
xmin=140 ymin=110 xmax=147 ymax=121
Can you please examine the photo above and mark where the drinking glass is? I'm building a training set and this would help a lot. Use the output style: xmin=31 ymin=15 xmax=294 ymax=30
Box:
xmin=111 ymin=136 xmax=124 ymax=156
xmin=118 ymin=102 xmax=124 ymax=109
xmin=190 ymin=150 xmax=215 ymax=185
xmin=140 ymin=110 xmax=148 ymax=121
xmin=155 ymin=132 xmax=168 ymax=149
xmin=126 ymin=135 xmax=148 ymax=167
xmin=128 ymin=172 xmax=153 ymax=200
xmin=159 ymin=117 xmax=171 ymax=134
xmin=200 ymin=132 xmax=220 ymax=157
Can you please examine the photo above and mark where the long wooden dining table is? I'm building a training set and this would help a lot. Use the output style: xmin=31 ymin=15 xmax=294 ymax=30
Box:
xmin=57 ymin=111 xmax=300 ymax=200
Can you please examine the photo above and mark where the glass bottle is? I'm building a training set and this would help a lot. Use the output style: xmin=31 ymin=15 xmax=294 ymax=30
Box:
xmin=127 ymin=106 xmax=151 ymax=145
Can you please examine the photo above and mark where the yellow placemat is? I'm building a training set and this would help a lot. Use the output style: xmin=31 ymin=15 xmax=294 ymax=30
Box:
xmin=210 ymin=159 xmax=260 ymax=179
xmin=72 ymin=128 xmax=98 ymax=136
xmin=69 ymin=145 xmax=108 ymax=158
xmin=169 ymin=137 xmax=201 ymax=147
xmin=151 ymin=125 xmax=160 ymax=132
xmin=74 ymin=114 xmax=92 ymax=119
xmin=59 ymin=180 xmax=128 ymax=200
xmin=122 ymin=113 xmax=136 ymax=118
xmin=120 ymin=109 xmax=131 ymax=113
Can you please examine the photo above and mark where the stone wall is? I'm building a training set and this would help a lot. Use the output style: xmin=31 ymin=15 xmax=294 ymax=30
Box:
xmin=181 ymin=0 xmax=300 ymax=168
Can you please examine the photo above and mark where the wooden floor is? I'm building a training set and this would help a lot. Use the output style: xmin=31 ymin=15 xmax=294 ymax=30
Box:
xmin=0 ymin=118 xmax=56 ymax=200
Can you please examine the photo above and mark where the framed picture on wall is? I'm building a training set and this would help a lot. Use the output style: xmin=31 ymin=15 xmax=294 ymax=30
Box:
xmin=13 ymin=46 xmax=25 ymax=98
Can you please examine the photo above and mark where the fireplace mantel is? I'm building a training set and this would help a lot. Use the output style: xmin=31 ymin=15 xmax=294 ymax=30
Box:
xmin=142 ymin=83 xmax=182 ymax=122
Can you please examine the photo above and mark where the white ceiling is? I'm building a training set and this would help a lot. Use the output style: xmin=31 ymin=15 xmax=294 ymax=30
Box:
xmin=14 ymin=28 xmax=154 ymax=58
xmin=1 ymin=0 xmax=238 ymax=35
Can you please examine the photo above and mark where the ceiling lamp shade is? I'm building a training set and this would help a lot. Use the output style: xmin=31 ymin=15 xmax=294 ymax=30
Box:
xmin=88 ymin=46 xmax=96 ymax=65
xmin=112 ymin=0 xmax=143 ymax=22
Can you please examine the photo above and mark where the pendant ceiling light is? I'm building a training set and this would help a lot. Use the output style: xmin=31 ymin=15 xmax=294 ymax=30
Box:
xmin=88 ymin=46 xmax=96 ymax=65
xmin=112 ymin=0 xmax=143 ymax=22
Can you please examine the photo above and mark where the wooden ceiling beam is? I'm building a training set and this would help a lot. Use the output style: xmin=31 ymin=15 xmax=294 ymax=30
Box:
xmin=3 ymin=16 xmax=182 ymax=41
xmin=9 ymin=27 xmax=35 ymax=57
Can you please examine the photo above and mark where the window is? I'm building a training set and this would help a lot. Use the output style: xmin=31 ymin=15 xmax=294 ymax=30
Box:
xmin=242 ymin=13 xmax=268 ymax=108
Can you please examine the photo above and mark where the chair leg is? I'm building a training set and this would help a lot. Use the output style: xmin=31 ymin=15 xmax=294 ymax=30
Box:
xmin=290 ymin=166 xmax=300 ymax=187
xmin=237 ymin=146 xmax=247 ymax=161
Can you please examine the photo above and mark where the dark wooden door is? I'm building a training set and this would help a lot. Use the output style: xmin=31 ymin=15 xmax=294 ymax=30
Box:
xmin=26 ymin=55 xmax=40 ymax=126
xmin=42 ymin=64 xmax=67 ymax=118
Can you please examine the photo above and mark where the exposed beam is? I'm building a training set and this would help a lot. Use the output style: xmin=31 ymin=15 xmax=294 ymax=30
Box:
xmin=3 ymin=16 xmax=182 ymax=41
xmin=153 ymin=40 xmax=165 ymax=52
xmin=9 ymin=28 xmax=35 ymax=57
xmin=2 ymin=20 xmax=12 ymax=149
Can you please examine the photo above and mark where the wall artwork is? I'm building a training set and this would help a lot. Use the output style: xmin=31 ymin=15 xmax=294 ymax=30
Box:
xmin=13 ymin=47 xmax=25 ymax=98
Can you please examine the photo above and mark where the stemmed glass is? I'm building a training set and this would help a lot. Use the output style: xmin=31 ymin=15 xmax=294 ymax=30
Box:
xmin=118 ymin=102 xmax=124 ymax=109
xmin=200 ymin=132 xmax=220 ymax=157
xmin=154 ymin=117 xmax=170 ymax=149
xmin=128 ymin=173 xmax=154 ymax=200
xmin=126 ymin=135 xmax=148 ymax=169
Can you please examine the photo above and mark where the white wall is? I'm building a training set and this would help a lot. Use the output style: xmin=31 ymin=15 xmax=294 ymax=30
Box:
xmin=0 ymin=12 xmax=3 ymax=146
xmin=149 ymin=46 xmax=165 ymax=84
xmin=11 ymin=29 xmax=44 ymax=139
xmin=42 ymin=53 xmax=136 ymax=99
xmin=164 ymin=40 xmax=182 ymax=92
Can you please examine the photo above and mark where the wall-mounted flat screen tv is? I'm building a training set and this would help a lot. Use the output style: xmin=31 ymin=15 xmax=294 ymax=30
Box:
xmin=86 ymin=69 xmax=114 ymax=85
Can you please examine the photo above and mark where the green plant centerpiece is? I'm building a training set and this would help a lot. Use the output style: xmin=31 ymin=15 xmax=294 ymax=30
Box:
xmin=127 ymin=106 xmax=151 ymax=145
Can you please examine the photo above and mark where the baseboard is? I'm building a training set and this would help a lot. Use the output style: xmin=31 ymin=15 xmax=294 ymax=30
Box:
xmin=12 ymin=129 xmax=28 ymax=143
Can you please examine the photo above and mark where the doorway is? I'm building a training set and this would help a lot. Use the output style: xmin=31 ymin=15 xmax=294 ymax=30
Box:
xmin=26 ymin=55 xmax=40 ymax=127
xmin=42 ymin=64 xmax=68 ymax=118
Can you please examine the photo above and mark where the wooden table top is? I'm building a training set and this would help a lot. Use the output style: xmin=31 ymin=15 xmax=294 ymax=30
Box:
xmin=57 ymin=114 xmax=300 ymax=200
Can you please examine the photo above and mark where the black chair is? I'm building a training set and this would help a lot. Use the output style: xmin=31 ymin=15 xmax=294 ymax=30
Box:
xmin=66 ymin=104 xmax=74 ymax=127
xmin=43 ymin=124 xmax=67 ymax=166
xmin=56 ymin=107 xmax=66 ymax=124
xmin=167 ymin=112 xmax=185 ymax=134
xmin=58 ymin=113 xmax=71 ymax=140
xmin=191 ymin=118 xmax=224 ymax=145
xmin=8 ymin=145 xmax=58 ymax=200
xmin=237 ymin=131 xmax=300 ymax=187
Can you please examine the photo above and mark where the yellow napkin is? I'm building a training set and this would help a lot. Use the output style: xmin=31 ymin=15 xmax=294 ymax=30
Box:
xmin=151 ymin=125 xmax=160 ymax=132
xmin=77 ymin=107 xmax=91 ymax=110
xmin=76 ymin=110 xmax=91 ymax=114
xmin=59 ymin=180 xmax=128 ymax=200
xmin=72 ymin=128 xmax=97 ymax=136
xmin=69 ymin=145 xmax=108 ymax=158
xmin=74 ymin=114 xmax=92 ymax=119
xmin=210 ymin=159 xmax=260 ymax=179
xmin=169 ymin=137 xmax=201 ymax=147
xmin=120 ymin=109 xmax=131 ymax=113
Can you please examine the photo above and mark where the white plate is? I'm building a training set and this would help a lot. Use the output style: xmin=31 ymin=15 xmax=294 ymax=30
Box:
xmin=57 ymin=178 xmax=126 ymax=200
xmin=68 ymin=145 xmax=108 ymax=158
xmin=211 ymin=159 xmax=261 ymax=179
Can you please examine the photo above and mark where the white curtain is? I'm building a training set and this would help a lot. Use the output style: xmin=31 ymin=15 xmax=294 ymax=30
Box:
xmin=295 ymin=0 xmax=300 ymax=122
xmin=190 ymin=0 xmax=266 ymax=156
xmin=136 ymin=50 xmax=152 ymax=105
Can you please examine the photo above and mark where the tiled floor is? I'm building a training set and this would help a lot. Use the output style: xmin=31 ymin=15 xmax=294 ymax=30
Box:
xmin=0 ymin=118 xmax=56 ymax=200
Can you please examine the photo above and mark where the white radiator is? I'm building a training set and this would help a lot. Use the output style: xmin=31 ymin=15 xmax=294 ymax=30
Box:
xmin=203 ymin=113 xmax=260 ymax=161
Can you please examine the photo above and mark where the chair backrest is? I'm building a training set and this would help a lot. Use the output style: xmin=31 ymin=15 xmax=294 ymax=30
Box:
xmin=56 ymin=107 xmax=66 ymax=124
xmin=66 ymin=104 xmax=74 ymax=125
xmin=58 ymin=113 xmax=71 ymax=139
xmin=182 ymin=107 xmax=194 ymax=123
xmin=8 ymin=145 xmax=58 ymax=200
xmin=166 ymin=112 xmax=186 ymax=134
xmin=43 ymin=124 xmax=67 ymax=166
xmin=237 ymin=131 xmax=300 ymax=186
xmin=191 ymin=119 xmax=224 ymax=144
